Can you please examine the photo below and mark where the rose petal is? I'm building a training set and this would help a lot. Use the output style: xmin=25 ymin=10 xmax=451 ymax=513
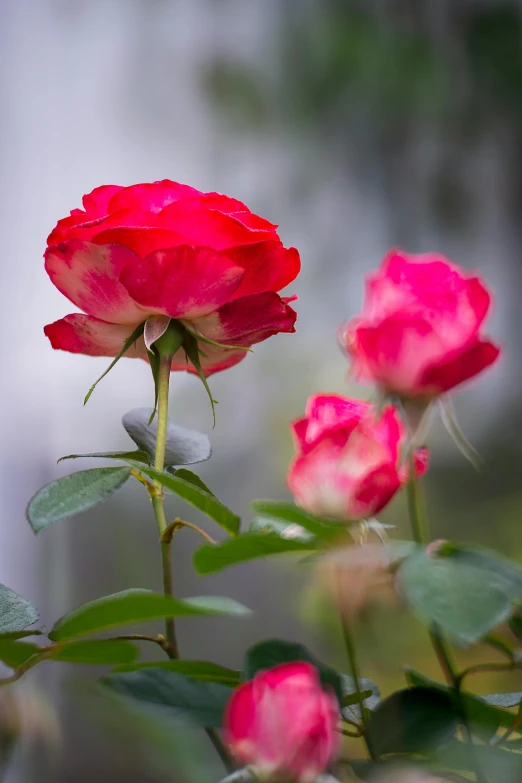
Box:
xmin=82 ymin=184 xmax=124 ymax=216
xmin=47 ymin=209 xmax=157 ymax=245
xmin=156 ymin=206 xmax=275 ymax=250
xmin=119 ymin=245 xmax=245 ymax=320
xmin=224 ymin=680 xmax=256 ymax=750
xmin=108 ymin=180 xmax=202 ymax=214
xmin=92 ymin=227 xmax=187 ymax=257
xmin=44 ymin=314 xmax=147 ymax=358
xmin=420 ymin=338 xmax=501 ymax=395
xmin=45 ymin=240 xmax=151 ymax=324
xmin=187 ymin=291 xmax=297 ymax=346
xmin=225 ymin=242 xmax=301 ymax=299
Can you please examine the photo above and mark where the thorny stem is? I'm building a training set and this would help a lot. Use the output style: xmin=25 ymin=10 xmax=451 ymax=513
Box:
xmin=406 ymin=470 xmax=488 ymax=783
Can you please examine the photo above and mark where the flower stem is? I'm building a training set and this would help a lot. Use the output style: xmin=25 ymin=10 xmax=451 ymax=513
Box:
xmin=150 ymin=332 xmax=233 ymax=774
xmin=406 ymin=474 xmax=488 ymax=783
xmin=336 ymin=570 xmax=376 ymax=760
xmin=151 ymin=354 xmax=180 ymax=660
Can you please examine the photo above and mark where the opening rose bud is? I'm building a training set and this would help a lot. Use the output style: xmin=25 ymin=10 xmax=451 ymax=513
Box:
xmin=224 ymin=662 xmax=339 ymax=783
xmin=341 ymin=249 xmax=500 ymax=399
xmin=287 ymin=395 xmax=428 ymax=521
xmin=44 ymin=180 xmax=300 ymax=378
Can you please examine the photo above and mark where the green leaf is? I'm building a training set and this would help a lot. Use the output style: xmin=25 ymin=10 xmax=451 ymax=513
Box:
xmin=173 ymin=469 xmax=215 ymax=497
xmin=194 ymin=533 xmax=317 ymax=575
xmin=251 ymin=501 xmax=344 ymax=543
xmin=481 ymin=692 xmax=522 ymax=708
xmin=122 ymin=408 xmax=211 ymax=467
xmin=0 ymin=585 xmax=39 ymax=633
xmin=341 ymin=674 xmax=381 ymax=723
xmin=51 ymin=639 xmax=139 ymax=665
xmin=58 ymin=450 xmax=150 ymax=465
xmin=113 ymin=660 xmax=240 ymax=686
xmin=84 ymin=322 xmax=145 ymax=404
xmin=100 ymin=669 xmax=233 ymax=727
xmin=366 ymin=687 xmax=459 ymax=755
xmin=243 ymin=638 xmax=344 ymax=704
xmin=249 ymin=516 xmax=316 ymax=543
xmin=433 ymin=741 xmax=522 ymax=780
xmin=26 ymin=467 xmax=131 ymax=533
xmin=49 ymin=589 xmax=251 ymax=641
xmin=404 ymin=668 xmax=515 ymax=740
xmin=131 ymin=465 xmax=240 ymax=536
xmin=397 ymin=545 xmax=522 ymax=646
xmin=0 ymin=639 xmax=40 ymax=667
xmin=509 ymin=613 xmax=522 ymax=640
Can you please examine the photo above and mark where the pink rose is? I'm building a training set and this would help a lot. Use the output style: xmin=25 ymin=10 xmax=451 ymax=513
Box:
xmin=224 ymin=662 xmax=339 ymax=783
xmin=288 ymin=394 xmax=427 ymax=521
xmin=44 ymin=180 xmax=300 ymax=375
xmin=341 ymin=249 xmax=500 ymax=398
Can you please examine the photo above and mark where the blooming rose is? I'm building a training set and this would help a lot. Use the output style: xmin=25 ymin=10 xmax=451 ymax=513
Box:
xmin=44 ymin=180 xmax=300 ymax=375
xmin=224 ymin=662 xmax=339 ymax=783
xmin=341 ymin=249 xmax=500 ymax=398
xmin=288 ymin=394 xmax=427 ymax=521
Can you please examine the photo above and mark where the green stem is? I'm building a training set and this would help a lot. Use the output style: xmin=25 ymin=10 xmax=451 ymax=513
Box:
xmin=151 ymin=355 xmax=180 ymax=661
xmin=337 ymin=571 xmax=376 ymax=760
xmin=150 ymin=342 xmax=233 ymax=774
xmin=406 ymin=474 xmax=487 ymax=783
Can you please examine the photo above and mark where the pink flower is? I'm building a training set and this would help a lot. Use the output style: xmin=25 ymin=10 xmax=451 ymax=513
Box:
xmin=341 ymin=249 xmax=500 ymax=398
xmin=44 ymin=181 xmax=300 ymax=375
xmin=287 ymin=395 xmax=427 ymax=521
xmin=224 ymin=662 xmax=339 ymax=783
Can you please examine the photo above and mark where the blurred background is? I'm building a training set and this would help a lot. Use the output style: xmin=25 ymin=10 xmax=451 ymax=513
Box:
xmin=1 ymin=0 xmax=522 ymax=780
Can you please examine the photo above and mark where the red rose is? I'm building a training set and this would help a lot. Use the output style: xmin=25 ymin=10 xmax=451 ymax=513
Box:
xmin=341 ymin=249 xmax=500 ymax=398
xmin=224 ymin=662 xmax=339 ymax=783
xmin=44 ymin=180 xmax=300 ymax=375
xmin=288 ymin=394 xmax=427 ymax=521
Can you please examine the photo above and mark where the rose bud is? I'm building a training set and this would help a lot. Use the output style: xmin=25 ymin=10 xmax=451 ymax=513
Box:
xmin=224 ymin=662 xmax=339 ymax=783
xmin=44 ymin=180 xmax=299 ymax=376
xmin=288 ymin=395 xmax=427 ymax=522
xmin=341 ymin=249 xmax=500 ymax=399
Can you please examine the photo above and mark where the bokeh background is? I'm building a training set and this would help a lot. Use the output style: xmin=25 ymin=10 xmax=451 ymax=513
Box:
xmin=1 ymin=0 xmax=522 ymax=780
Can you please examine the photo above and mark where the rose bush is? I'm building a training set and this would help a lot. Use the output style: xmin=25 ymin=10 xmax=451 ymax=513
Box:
xmin=341 ymin=249 xmax=500 ymax=398
xmin=287 ymin=394 xmax=427 ymax=521
xmin=224 ymin=662 xmax=339 ymax=783
xmin=44 ymin=180 xmax=300 ymax=375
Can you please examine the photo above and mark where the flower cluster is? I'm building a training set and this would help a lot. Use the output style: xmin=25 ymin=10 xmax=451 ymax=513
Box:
xmin=287 ymin=249 xmax=500 ymax=524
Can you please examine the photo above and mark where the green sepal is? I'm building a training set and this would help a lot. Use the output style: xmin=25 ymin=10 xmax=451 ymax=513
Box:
xmin=182 ymin=332 xmax=218 ymax=426
xmin=84 ymin=322 xmax=145 ymax=404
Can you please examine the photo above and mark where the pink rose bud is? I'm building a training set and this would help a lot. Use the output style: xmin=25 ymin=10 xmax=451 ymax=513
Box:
xmin=287 ymin=395 xmax=427 ymax=521
xmin=44 ymin=180 xmax=300 ymax=376
xmin=341 ymin=249 xmax=500 ymax=398
xmin=224 ymin=662 xmax=339 ymax=783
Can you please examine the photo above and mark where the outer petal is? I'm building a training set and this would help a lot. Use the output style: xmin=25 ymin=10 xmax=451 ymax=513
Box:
xmin=44 ymin=314 xmax=147 ymax=358
xmin=92 ymin=227 xmax=188 ymax=257
xmin=347 ymin=463 xmax=401 ymax=519
xmin=45 ymin=240 xmax=151 ymax=324
xmin=347 ymin=315 xmax=444 ymax=396
xmin=108 ymin=180 xmax=201 ymax=213
xmin=225 ymin=242 xmax=301 ymax=299
xmin=187 ymin=291 xmax=297 ymax=346
xmin=82 ymin=184 xmax=124 ymax=216
xmin=47 ymin=209 xmax=157 ymax=246
xmin=420 ymin=338 xmax=501 ymax=395
xmin=169 ymin=293 xmax=298 ymax=376
xmin=119 ymin=246 xmax=245 ymax=320
xmin=288 ymin=436 xmax=355 ymax=520
xmin=157 ymin=205 xmax=275 ymax=250
xmin=224 ymin=681 xmax=257 ymax=764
